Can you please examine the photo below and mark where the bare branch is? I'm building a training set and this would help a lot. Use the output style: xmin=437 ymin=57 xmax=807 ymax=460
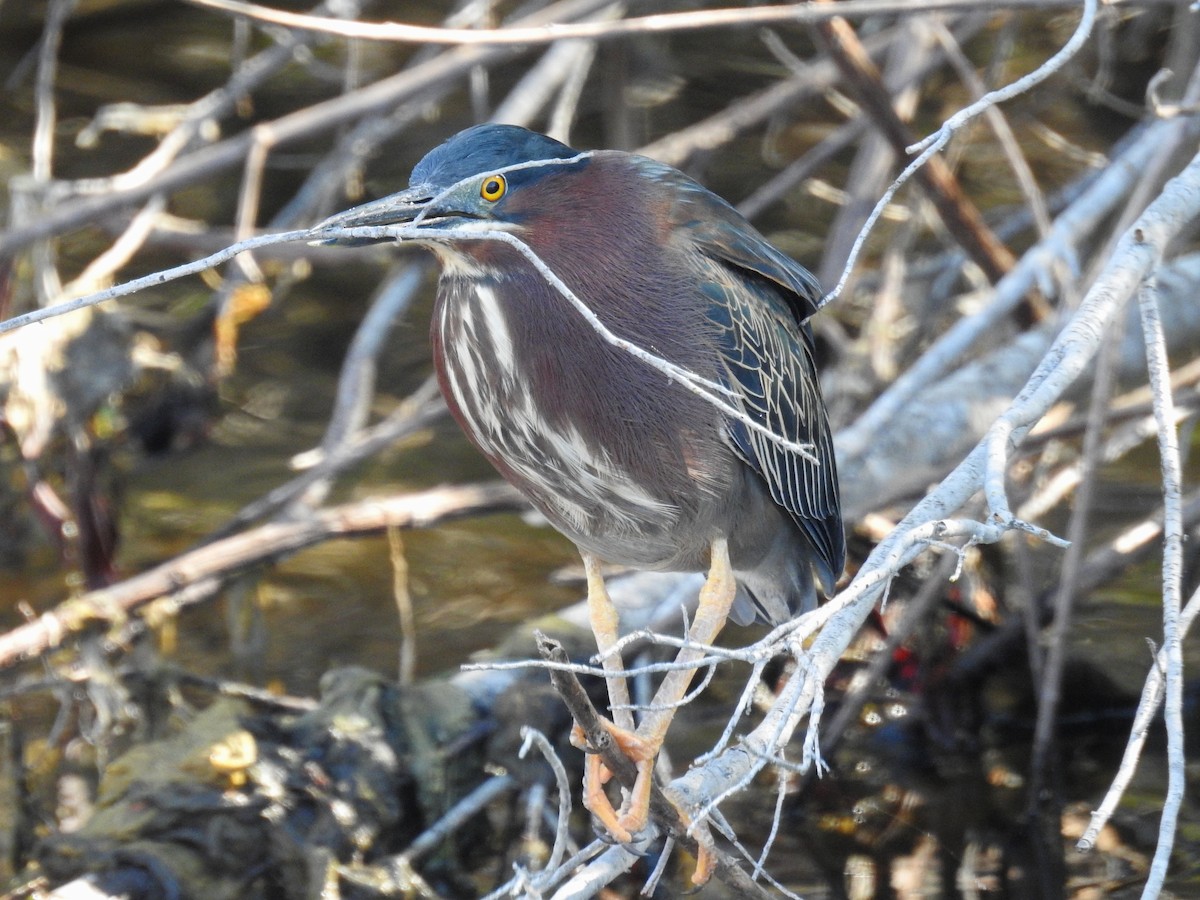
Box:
xmin=1134 ymin=274 xmax=1186 ymax=899
xmin=184 ymin=0 xmax=1154 ymax=45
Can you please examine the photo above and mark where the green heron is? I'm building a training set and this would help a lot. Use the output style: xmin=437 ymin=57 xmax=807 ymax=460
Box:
xmin=320 ymin=124 xmax=843 ymax=872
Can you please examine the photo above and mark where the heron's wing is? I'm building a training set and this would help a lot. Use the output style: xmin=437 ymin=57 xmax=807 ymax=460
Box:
xmin=650 ymin=161 xmax=844 ymax=586
xmin=707 ymin=270 xmax=844 ymax=589
xmin=645 ymin=160 xmax=825 ymax=321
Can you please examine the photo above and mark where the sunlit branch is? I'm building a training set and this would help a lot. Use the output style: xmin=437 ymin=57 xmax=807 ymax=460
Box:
xmin=186 ymin=0 xmax=1120 ymax=46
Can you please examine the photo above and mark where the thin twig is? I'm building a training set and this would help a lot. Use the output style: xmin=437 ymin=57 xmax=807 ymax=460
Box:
xmin=0 ymin=228 xmax=312 ymax=333
xmin=1135 ymin=274 xmax=1185 ymax=900
xmin=394 ymin=774 xmax=517 ymax=866
xmin=822 ymin=0 xmax=1098 ymax=304
xmin=1077 ymin=580 xmax=1200 ymax=852
xmin=518 ymin=727 xmax=574 ymax=876
xmin=387 ymin=528 xmax=417 ymax=686
xmin=184 ymin=0 xmax=1146 ymax=45
xmin=62 ymin=196 xmax=169 ymax=297
xmin=930 ymin=20 xmax=1052 ymax=238
xmin=291 ymin=264 xmax=429 ymax=513
xmin=812 ymin=1 xmax=1017 ymax=284
xmin=31 ymin=0 xmax=76 ymax=185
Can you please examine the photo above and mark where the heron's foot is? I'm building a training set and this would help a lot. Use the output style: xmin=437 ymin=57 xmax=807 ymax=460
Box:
xmin=667 ymin=789 xmax=716 ymax=885
xmin=693 ymin=846 xmax=715 ymax=886
xmin=572 ymin=721 xmax=718 ymax=883
xmin=571 ymin=721 xmax=657 ymax=842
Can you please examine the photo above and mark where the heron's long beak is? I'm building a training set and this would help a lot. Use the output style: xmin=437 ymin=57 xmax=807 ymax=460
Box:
xmin=311 ymin=184 xmax=435 ymax=245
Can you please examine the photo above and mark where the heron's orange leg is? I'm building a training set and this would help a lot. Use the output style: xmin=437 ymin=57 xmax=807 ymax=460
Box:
xmin=581 ymin=553 xmax=635 ymax=733
xmin=577 ymin=540 xmax=735 ymax=883
xmin=637 ymin=537 xmax=736 ymax=748
xmin=577 ymin=553 xmax=645 ymax=839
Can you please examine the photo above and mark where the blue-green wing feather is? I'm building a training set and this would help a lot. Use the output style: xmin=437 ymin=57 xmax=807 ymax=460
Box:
xmin=710 ymin=276 xmax=843 ymax=590
xmin=649 ymin=160 xmax=844 ymax=588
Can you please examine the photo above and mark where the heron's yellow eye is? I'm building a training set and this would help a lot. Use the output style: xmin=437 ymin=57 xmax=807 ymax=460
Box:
xmin=480 ymin=174 xmax=507 ymax=202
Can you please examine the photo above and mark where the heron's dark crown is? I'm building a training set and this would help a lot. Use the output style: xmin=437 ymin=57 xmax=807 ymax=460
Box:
xmin=411 ymin=124 xmax=581 ymax=191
